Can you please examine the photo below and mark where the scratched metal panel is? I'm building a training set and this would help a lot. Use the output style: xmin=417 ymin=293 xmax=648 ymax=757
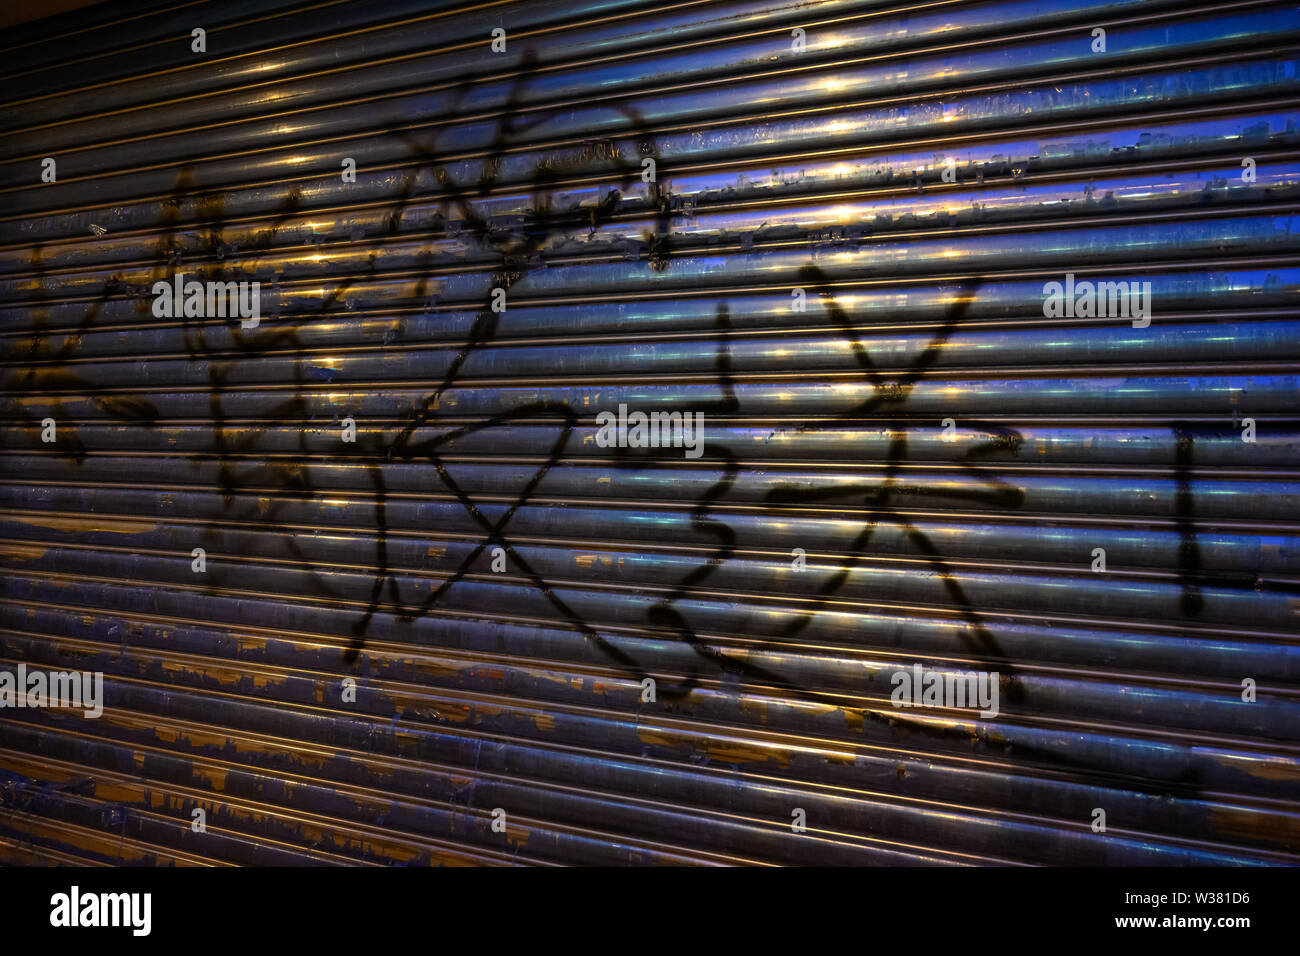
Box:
xmin=0 ymin=0 xmax=1298 ymax=867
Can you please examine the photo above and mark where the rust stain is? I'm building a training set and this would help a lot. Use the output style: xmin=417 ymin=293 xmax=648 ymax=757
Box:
xmin=1209 ymin=806 xmax=1300 ymax=850
xmin=410 ymin=657 xmax=462 ymax=679
xmin=635 ymin=725 xmax=791 ymax=768
xmin=842 ymin=707 xmax=866 ymax=733
xmin=7 ymin=514 xmax=157 ymax=535
xmin=0 ymin=543 xmax=47 ymax=561
xmin=436 ymin=702 xmax=472 ymax=724
xmin=703 ymin=737 xmax=792 ymax=769
xmin=1213 ymin=753 xmax=1300 ymax=783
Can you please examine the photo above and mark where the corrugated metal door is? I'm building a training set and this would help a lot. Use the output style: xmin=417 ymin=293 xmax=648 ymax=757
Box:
xmin=1 ymin=0 xmax=1298 ymax=866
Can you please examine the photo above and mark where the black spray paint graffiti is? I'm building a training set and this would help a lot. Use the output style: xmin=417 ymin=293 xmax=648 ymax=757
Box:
xmin=338 ymin=77 xmax=677 ymax=670
xmin=2 ymin=43 xmax=1213 ymax=768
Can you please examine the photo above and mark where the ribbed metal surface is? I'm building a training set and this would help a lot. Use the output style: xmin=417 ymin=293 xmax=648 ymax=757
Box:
xmin=1 ymin=0 xmax=1298 ymax=866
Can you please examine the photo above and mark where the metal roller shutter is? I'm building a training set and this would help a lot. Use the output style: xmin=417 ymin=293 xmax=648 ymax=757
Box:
xmin=1 ymin=0 xmax=1298 ymax=867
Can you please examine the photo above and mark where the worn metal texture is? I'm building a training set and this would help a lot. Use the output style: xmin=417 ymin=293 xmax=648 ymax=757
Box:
xmin=0 ymin=0 xmax=1298 ymax=866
